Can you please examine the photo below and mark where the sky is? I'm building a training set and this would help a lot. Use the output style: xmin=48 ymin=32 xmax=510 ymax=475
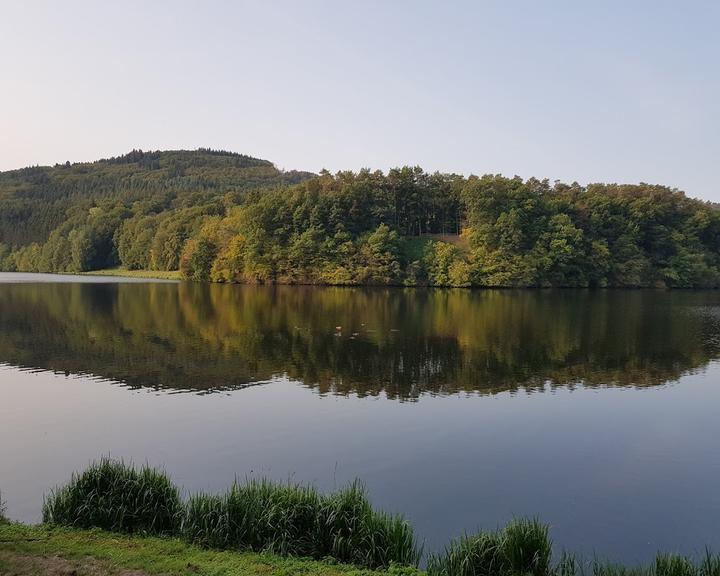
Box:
xmin=1 ymin=0 xmax=719 ymax=200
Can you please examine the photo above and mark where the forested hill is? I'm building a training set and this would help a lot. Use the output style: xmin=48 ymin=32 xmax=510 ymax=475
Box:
xmin=1 ymin=149 xmax=719 ymax=288
xmin=0 ymin=149 xmax=313 ymax=270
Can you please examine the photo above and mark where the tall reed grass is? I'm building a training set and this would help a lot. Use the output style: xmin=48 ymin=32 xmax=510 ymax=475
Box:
xmin=182 ymin=479 xmax=421 ymax=568
xmin=42 ymin=458 xmax=182 ymax=535
xmin=426 ymin=518 xmax=551 ymax=576
xmin=43 ymin=460 xmax=420 ymax=569
xmin=39 ymin=460 xmax=720 ymax=574
xmin=427 ymin=520 xmax=720 ymax=576
xmin=588 ymin=552 xmax=720 ymax=576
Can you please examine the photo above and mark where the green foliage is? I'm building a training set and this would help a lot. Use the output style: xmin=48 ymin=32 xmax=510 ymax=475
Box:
xmin=0 ymin=523 xmax=419 ymax=576
xmin=42 ymin=458 xmax=182 ymax=535
xmin=182 ymin=481 xmax=320 ymax=554
xmin=1 ymin=150 xmax=719 ymax=287
xmin=426 ymin=519 xmax=551 ymax=576
xmin=115 ymin=215 xmax=158 ymax=270
xmin=587 ymin=554 xmax=720 ymax=576
xmin=43 ymin=460 xmax=419 ymax=570
xmin=183 ymin=480 xmax=420 ymax=569
xmin=14 ymin=459 xmax=720 ymax=576
xmin=423 ymin=241 xmax=471 ymax=286
xmin=0 ymin=149 xmax=312 ymax=274
xmin=655 ymin=554 xmax=698 ymax=576
xmin=3 ymin=524 xmax=719 ymax=576
xmin=428 ymin=522 xmax=720 ymax=576
xmin=356 ymin=224 xmax=402 ymax=285
xmin=180 ymin=237 xmax=218 ymax=281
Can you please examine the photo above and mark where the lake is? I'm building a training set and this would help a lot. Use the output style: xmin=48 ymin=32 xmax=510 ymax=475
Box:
xmin=1 ymin=272 xmax=719 ymax=563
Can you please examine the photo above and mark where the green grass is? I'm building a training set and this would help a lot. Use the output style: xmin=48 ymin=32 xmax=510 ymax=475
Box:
xmin=176 ymin=479 xmax=420 ymax=569
xmin=26 ymin=460 xmax=720 ymax=576
xmin=43 ymin=460 xmax=420 ymax=570
xmin=183 ymin=480 xmax=322 ymax=554
xmin=0 ymin=523 xmax=418 ymax=576
xmin=426 ymin=519 xmax=551 ymax=576
xmin=80 ymin=267 xmax=181 ymax=280
xmin=427 ymin=520 xmax=720 ymax=576
xmin=43 ymin=458 xmax=183 ymax=535
xmin=3 ymin=523 xmax=718 ymax=576
xmin=587 ymin=553 xmax=720 ymax=576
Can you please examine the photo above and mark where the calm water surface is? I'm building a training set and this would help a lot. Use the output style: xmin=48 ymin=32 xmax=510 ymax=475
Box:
xmin=1 ymin=272 xmax=719 ymax=562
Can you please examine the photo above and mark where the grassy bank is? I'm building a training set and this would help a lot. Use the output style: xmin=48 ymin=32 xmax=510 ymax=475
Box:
xmin=3 ymin=523 xmax=720 ymax=576
xmin=42 ymin=459 xmax=420 ymax=570
xmin=80 ymin=267 xmax=181 ymax=280
xmin=0 ymin=523 xmax=413 ymax=576
xmin=17 ymin=459 xmax=720 ymax=576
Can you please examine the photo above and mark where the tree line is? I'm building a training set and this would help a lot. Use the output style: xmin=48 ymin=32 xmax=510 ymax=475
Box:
xmin=1 ymin=150 xmax=719 ymax=288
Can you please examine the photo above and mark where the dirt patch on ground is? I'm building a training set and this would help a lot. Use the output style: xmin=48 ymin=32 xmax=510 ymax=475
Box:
xmin=0 ymin=552 xmax=151 ymax=576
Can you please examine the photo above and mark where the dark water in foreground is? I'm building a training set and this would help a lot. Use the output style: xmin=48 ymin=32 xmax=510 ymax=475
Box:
xmin=1 ymin=272 xmax=719 ymax=562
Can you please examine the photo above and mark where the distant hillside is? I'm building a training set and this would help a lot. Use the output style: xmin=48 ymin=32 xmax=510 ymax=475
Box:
xmin=0 ymin=149 xmax=313 ymax=246
xmin=0 ymin=150 xmax=719 ymax=288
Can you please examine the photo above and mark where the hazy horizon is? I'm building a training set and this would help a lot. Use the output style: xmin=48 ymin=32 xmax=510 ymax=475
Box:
xmin=1 ymin=0 xmax=718 ymax=200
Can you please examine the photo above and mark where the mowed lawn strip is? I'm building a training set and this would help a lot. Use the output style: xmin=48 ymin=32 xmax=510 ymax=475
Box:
xmin=0 ymin=523 xmax=420 ymax=576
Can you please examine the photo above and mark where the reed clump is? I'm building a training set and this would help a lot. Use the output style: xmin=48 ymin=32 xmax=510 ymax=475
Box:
xmin=427 ymin=518 xmax=552 ymax=576
xmin=42 ymin=458 xmax=182 ymax=535
xmin=39 ymin=460 xmax=720 ymax=574
xmin=589 ymin=552 xmax=720 ymax=576
xmin=428 ymin=519 xmax=720 ymax=576
xmin=182 ymin=479 xmax=421 ymax=569
xmin=42 ymin=460 xmax=420 ymax=570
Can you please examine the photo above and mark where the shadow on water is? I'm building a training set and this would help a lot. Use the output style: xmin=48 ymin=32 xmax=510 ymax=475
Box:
xmin=1 ymin=281 xmax=719 ymax=398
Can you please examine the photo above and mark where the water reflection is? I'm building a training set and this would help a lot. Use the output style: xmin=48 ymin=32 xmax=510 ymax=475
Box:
xmin=1 ymin=280 xmax=718 ymax=398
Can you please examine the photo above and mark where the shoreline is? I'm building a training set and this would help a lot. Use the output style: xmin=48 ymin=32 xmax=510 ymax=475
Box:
xmin=13 ymin=459 xmax=720 ymax=576
xmin=80 ymin=268 xmax=182 ymax=281
xmin=3 ymin=522 xmax=720 ymax=576
xmin=0 ymin=270 xmax=180 ymax=283
xmin=3 ymin=269 xmax=717 ymax=289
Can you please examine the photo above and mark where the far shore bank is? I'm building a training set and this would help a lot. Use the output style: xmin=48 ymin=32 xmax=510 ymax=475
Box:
xmin=10 ymin=269 xmax=718 ymax=290
xmin=80 ymin=268 xmax=182 ymax=280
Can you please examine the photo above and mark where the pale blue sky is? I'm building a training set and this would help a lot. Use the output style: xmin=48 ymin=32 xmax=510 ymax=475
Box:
xmin=1 ymin=1 xmax=718 ymax=200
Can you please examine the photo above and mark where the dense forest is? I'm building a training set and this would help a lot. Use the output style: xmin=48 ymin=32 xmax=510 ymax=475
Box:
xmin=1 ymin=149 xmax=719 ymax=288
